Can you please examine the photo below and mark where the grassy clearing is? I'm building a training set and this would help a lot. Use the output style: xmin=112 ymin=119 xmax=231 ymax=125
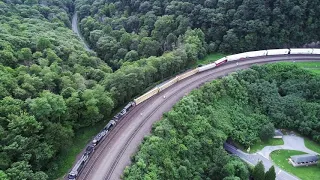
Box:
xmin=270 ymin=150 xmax=320 ymax=180
xmin=294 ymin=61 xmax=320 ymax=68
xmin=294 ymin=61 xmax=320 ymax=74
xmin=249 ymin=138 xmax=284 ymax=153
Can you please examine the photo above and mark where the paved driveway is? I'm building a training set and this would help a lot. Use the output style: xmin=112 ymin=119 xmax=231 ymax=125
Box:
xmin=258 ymin=135 xmax=319 ymax=159
xmin=224 ymin=135 xmax=319 ymax=180
xmin=224 ymin=143 xmax=299 ymax=180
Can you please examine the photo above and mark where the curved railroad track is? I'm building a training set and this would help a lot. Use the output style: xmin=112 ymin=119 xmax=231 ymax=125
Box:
xmin=75 ymin=55 xmax=320 ymax=180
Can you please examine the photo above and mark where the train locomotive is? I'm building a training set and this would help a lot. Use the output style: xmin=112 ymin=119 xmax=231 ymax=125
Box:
xmin=68 ymin=48 xmax=320 ymax=180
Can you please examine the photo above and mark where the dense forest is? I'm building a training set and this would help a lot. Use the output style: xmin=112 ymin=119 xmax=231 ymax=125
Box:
xmin=0 ymin=1 xmax=205 ymax=179
xmin=75 ymin=0 xmax=320 ymax=68
xmin=124 ymin=63 xmax=320 ymax=179
xmin=1 ymin=0 xmax=320 ymax=179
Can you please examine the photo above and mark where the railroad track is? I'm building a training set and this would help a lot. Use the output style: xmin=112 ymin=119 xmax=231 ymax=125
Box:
xmin=79 ymin=99 xmax=151 ymax=179
xmin=75 ymin=55 xmax=320 ymax=180
xmin=103 ymin=60 xmax=236 ymax=180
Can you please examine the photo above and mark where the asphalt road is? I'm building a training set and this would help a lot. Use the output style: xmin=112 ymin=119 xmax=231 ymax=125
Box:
xmin=75 ymin=55 xmax=320 ymax=180
xmin=71 ymin=13 xmax=90 ymax=51
xmin=258 ymin=135 xmax=319 ymax=159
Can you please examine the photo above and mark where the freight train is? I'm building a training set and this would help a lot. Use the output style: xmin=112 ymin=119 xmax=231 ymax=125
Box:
xmin=67 ymin=48 xmax=320 ymax=180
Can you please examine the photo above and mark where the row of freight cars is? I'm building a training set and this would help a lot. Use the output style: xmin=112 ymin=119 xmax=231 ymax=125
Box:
xmin=68 ymin=48 xmax=320 ymax=179
xmin=133 ymin=48 xmax=320 ymax=105
xmin=68 ymin=102 xmax=135 ymax=180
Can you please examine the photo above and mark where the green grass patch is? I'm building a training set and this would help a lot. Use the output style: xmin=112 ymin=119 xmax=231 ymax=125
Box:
xmin=195 ymin=53 xmax=228 ymax=67
xmin=304 ymin=138 xmax=320 ymax=154
xmin=294 ymin=61 xmax=320 ymax=68
xmin=277 ymin=61 xmax=320 ymax=74
xmin=249 ymin=138 xmax=284 ymax=153
xmin=270 ymin=150 xmax=320 ymax=180
xmin=294 ymin=61 xmax=320 ymax=74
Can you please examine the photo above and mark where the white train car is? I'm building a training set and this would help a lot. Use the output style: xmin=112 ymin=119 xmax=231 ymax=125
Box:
xmin=312 ymin=48 xmax=320 ymax=54
xmin=226 ymin=53 xmax=247 ymax=62
xmin=198 ymin=63 xmax=217 ymax=72
xmin=215 ymin=57 xmax=228 ymax=66
xmin=267 ymin=49 xmax=290 ymax=56
xmin=134 ymin=88 xmax=159 ymax=105
xmin=159 ymin=77 xmax=179 ymax=92
xmin=290 ymin=48 xmax=313 ymax=54
xmin=246 ymin=50 xmax=268 ymax=58
xmin=178 ymin=69 xmax=199 ymax=81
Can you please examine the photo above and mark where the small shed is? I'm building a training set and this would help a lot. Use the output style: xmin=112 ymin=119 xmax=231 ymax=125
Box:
xmin=273 ymin=129 xmax=283 ymax=139
xmin=289 ymin=154 xmax=319 ymax=167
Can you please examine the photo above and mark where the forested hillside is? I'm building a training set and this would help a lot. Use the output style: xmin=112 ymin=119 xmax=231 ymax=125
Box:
xmin=1 ymin=0 xmax=320 ymax=179
xmin=0 ymin=1 xmax=114 ymax=179
xmin=75 ymin=0 xmax=320 ymax=68
xmin=124 ymin=63 xmax=320 ymax=179
xmin=0 ymin=1 xmax=206 ymax=179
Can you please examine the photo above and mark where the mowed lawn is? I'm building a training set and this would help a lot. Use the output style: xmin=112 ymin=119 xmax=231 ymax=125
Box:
xmin=270 ymin=150 xmax=320 ymax=180
xmin=304 ymin=137 xmax=320 ymax=154
xmin=249 ymin=138 xmax=284 ymax=153
xmin=294 ymin=61 xmax=320 ymax=74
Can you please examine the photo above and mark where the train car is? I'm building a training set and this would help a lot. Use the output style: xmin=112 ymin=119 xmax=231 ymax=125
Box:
xmin=312 ymin=48 xmax=320 ymax=54
xmin=85 ymin=145 xmax=94 ymax=155
xmin=104 ymin=120 xmax=116 ymax=131
xmin=134 ymin=88 xmax=159 ymax=105
xmin=226 ymin=53 xmax=247 ymax=62
xmin=178 ymin=69 xmax=199 ymax=81
xmin=119 ymin=102 xmax=135 ymax=116
xmin=198 ymin=63 xmax=216 ymax=72
xmin=92 ymin=130 xmax=107 ymax=146
xmin=215 ymin=57 xmax=228 ymax=66
xmin=290 ymin=48 xmax=313 ymax=54
xmin=68 ymin=155 xmax=87 ymax=180
xmin=246 ymin=50 xmax=268 ymax=58
xmin=113 ymin=112 xmax=122 ymax=121
xmin=266 ymin=49 xmax=290 ymax=56
xmin=159 ymin=77 xmax=179 ymax=92
xmin=125 ymin=102 xmax=135 ymax=111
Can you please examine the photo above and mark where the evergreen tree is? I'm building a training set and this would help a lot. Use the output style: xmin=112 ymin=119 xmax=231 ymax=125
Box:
xmin=265 ymin=166 xmax=276 ymax=180
xmin=253 ymin=161 xmax=265 ymax=180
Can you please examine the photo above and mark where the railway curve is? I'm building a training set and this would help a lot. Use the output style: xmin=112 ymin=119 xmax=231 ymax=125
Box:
xmin=74 ymin=55 xmax=320 ymax=180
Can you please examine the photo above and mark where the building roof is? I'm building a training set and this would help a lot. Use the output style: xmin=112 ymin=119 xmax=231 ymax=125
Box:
xmin=291 ymin=154 xmax=319 ymax=163
xmin=274 ymin=130 xmax=283 ymax=136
